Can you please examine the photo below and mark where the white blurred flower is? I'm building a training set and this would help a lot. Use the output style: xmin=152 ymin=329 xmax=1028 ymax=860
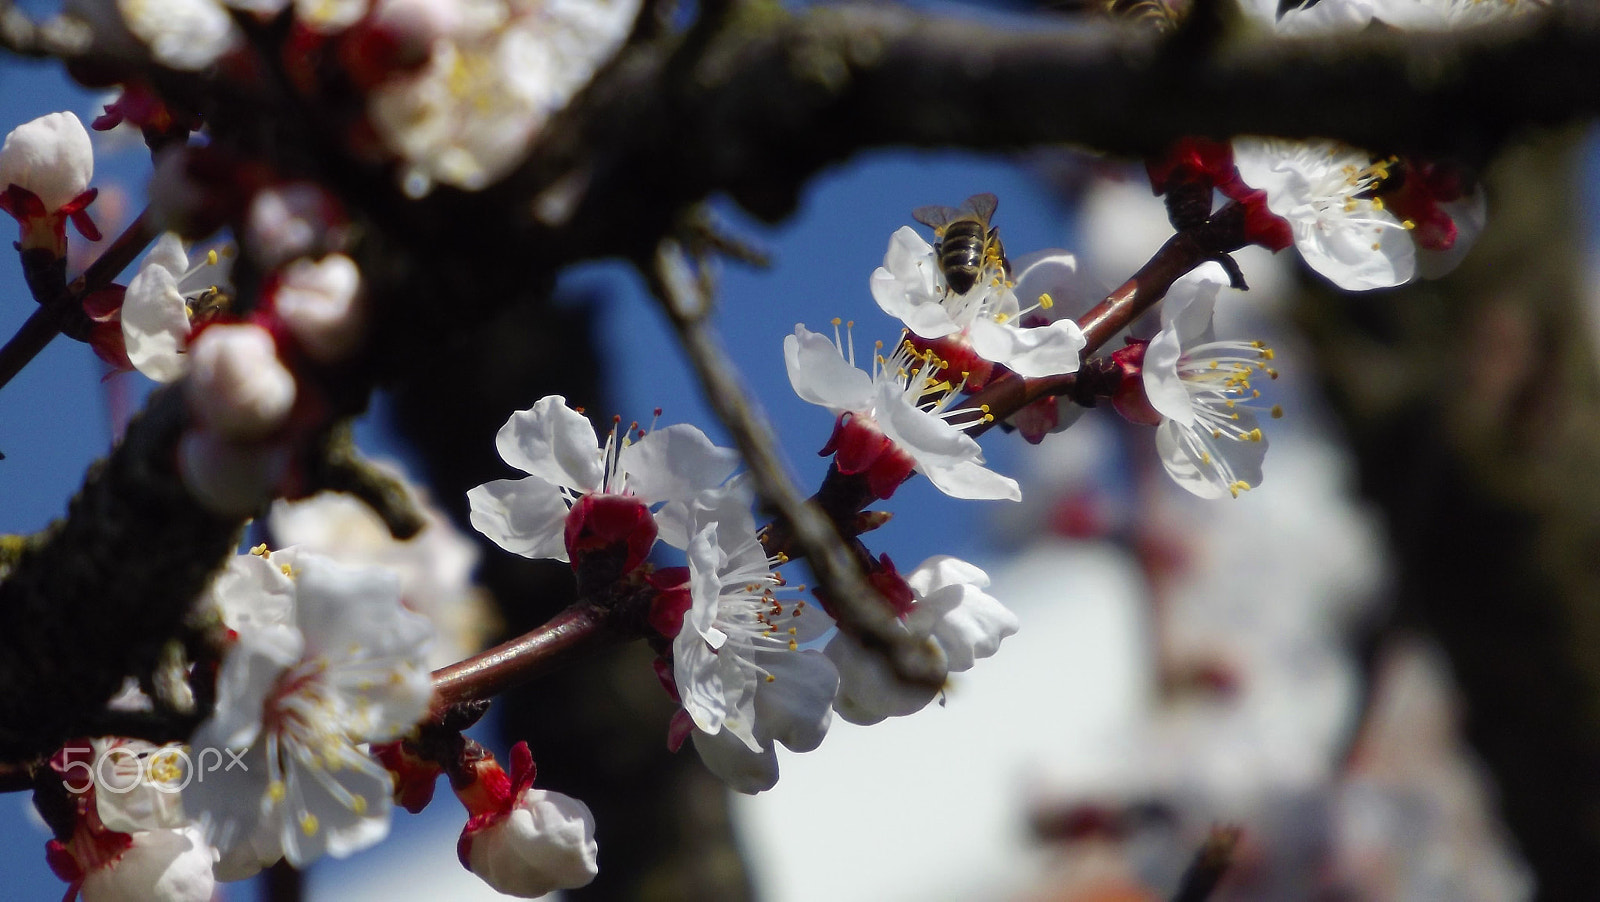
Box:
xmin=185 ymin=323 xmax=297 ymax=441
xmin=869 ymin=226 xmax=1086 ymax=381
xmin=272 ymin=253 xmax=366 ymax=362
xmin=185 ymin=549 xmax=435 ymax=878
xmin=367 ymin=0 xmax=643 ymax=194
xmin=177 ymin=428 xmax=294 ymax=517
xmin=657 ymin=483 xmax=838 ymax=794
xmin=467 ymin=394 xmax=739 ymax=566
xmin=1232 ymin=138 xmax=1416 ymax=291
xmin=1141 ymin=265 xmax=1274 ymax=500
xmin=826 ymin=555 xmax=1018 ymax=726
xmin=785 ymin=322 xmax=1020 ymax=502
xmin=114 ymin=0 xmax=243 ymax=70
xmin=270 ymin=462 xmax=495 ymax=668
xmin=122 ymin=233 xmax=232 ymax=382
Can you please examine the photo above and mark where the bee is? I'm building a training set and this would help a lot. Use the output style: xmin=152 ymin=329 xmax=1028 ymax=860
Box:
xmin=912 ymin=193 xmax=1011 ymax=297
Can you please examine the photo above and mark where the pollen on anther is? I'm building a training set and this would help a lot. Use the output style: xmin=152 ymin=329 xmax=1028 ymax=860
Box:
xmin=1271 ymin=405 xmax=1284 ymax=419
xmin=765 ymin=675 xmax=776 ymax=683
xmin=300 ymin=814 xmax=320 ymax=836
xmin=351 ymin=796 xmax=368 ymax=815
xmin=251 ymin=544 xmax=269 ymax=556
xmin=269 ymin=781 xmax=287 ymax=803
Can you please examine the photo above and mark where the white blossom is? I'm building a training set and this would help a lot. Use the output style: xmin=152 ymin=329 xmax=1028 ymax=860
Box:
xmin=185 ymin=550 xmax=435 ymax=878
xmin=1232 ymin=138 xmax=1416 ymax=291
xmin=1142 ymin=265 xmax=1274 ymax=500
xmin=784 ymin=322 xmax=1021 ymax=502
xmin=270 ymin=463 xmax=496 ymax=669
xmin=658 ymin=483 xmax=838 ymax=794
xmin=368 ymin=0 xmax=643 ymax=194
xmin=273 ymin=254 xmax=366 ymax=363
xmin=113 ymin=0 xmax=243 ymax=71
xmin=122 ymin=233 xmax=232 ymax=382
xmin=869 ymin=226 xmax=1086 ymax=379
xmin=467 ymin=394 xmax=739 ymax=564
xmin=826 ymin=555 xmax=1018 ymax=726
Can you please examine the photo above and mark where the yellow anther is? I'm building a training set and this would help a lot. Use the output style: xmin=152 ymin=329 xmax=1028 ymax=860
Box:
xmin=205 ymin=249 xmax=219 ymax=265
xmin=765 ymin=674 xmax=776 ymax=683
xmin=1246 ymin=428 xmax=1263 ymax=442
xmin=250 ymin=544 xmax=269 ymax=556
xmin=269 ymin=781 xmax=287 ymax=802
xmin=788 ymin=639 xmax=798 ymax=651
xmin=1402 ymin=219 xmax=1417 ymax=230
xmin=351 ymin=796 xmax=368 ymax=815
xmin=1200 ymin=452 xmax=1212 ymax=465
xmin=1271 ymin=405 xmax=1284 ymax=419
xmin=281 ymin=564 xmax=296 ymax=577
xmin=1267 ymin=368 xmax=1279 ymax=380
xmin=1039 ymin=292 xmax=1054 ymax=310
xmin=1259 ymin=348 xmax=1275 ymax=360
xmin=300 ymin=814 xmax=319 ymax=836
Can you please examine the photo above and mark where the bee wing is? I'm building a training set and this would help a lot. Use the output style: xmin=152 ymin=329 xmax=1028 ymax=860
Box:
xmin=959 ymin=193 xmax=999 ymax=223
xmin=912 ymin=204 xmax=963 ymax=232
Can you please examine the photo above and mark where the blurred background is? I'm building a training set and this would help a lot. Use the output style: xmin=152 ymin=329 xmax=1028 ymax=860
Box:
xmin=1 ymin=7 xmax=1596 ymax=899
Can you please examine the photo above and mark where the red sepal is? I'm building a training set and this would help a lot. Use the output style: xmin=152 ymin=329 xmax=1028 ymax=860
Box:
xmin=1108 ymin=340 xmax=1162 ymax=427
xmin=564 ymin=493 xmax=657 ymax=574
xmin=645 ymin=566 xmax=692 ymax=639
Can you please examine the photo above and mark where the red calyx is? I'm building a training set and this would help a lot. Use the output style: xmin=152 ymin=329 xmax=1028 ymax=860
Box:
xmin=645 ymin=566 xmax=692 ymax=639
xmin=1380 ymin=157 xmax=1471 ymax=252
xmin=820 ymin=413 xmax=916 ymax=502
xmin=1147 ymin=137 xmax=1238 ymax=196
xmin=564 ymin=493 xmax=657 ymax=575
xmin=372 ymin=740 xmax=445 ymax=814
xmin=455 ymin=742 xmax=538 ymax=868
xmin=1108 ymin=340 xmax=1163 ymax=426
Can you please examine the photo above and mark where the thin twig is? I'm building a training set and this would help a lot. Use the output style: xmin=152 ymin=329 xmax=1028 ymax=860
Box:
xmin=0 ymin=209 xmax=156 ymax=396
xmin=1171 ymin=825 xmax=1241 ymax=902
xmin=646 ymin=239 xmax=946 ymax=688
xmin=430 ymin=605 xmax=617 ymax=713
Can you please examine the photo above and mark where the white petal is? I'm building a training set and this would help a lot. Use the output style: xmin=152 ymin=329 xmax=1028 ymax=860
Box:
xmin=966 ymin=317 xmax=1085 ymax=378
xmin=81 ymin=827 xmax=216 ymax=902
xmin=1010 ymin=250 xmax=1098 ymax=317
xmin=468 ymin=788 xmax=599 ymax=897
xmin=752 ymin=650 xmax=837 ymax=753
xmin=122 ymin=264 xmax=192 ymax=383
xmin=903 ymin=554 xmax=990 ymax=597
xmin=493 ymin=395 xmax=604 ymax=492
xmin=906 ymin=586 xmax=1018 ymax=673
xmin=873 ymin=381 xmax=978 ymax=468
xmin=825 ymin=632 xmax=941 ymax=726
xmin=0 ymin=112 xmax=92 ymax=210
xmin=919 ymin=458 xmax=1022 ymax=502
xmin=273 ymin=254 xmax=365 ymax=363
xmin=869 ymin=227 xmax=958 ymax=338
xmin=1155 ymin=415 xmax=1268 ymax=499
xmin=784 ymin=325 xmax=874 ymax=411
xmin=201 ymin=629 xmax=302 ymax=752
xmin=467 ymin=476 xmax=571 ymax=562
xmin=620 ymin=424 xmax=739 ymax=503
xmin=1141 ymin=326 xmax=1192 ymax=426
xmin=1294 ymin=211 xmax=1416 ymax=291
xmin=691 ymin=726 xmax=779 ymax=794
xmin=145 ymin=231 xmax=190 ymax=277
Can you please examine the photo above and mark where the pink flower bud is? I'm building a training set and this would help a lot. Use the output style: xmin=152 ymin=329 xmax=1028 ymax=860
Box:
xmin=185 ymin=324 xmax=296 ymax=440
